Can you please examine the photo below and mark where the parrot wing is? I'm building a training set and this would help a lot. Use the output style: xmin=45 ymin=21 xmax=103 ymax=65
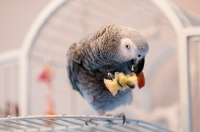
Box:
xmin=67 ymin=25 xmax=110 ymax=96
xmin=67 ymin=25 xmax=111 ymax=71
xmin=67 ymin=42 xmax=83 ymax=95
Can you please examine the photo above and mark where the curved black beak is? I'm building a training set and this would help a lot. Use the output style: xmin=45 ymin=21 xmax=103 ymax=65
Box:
xmin=133 ymin=58 xmax=145 ymax=74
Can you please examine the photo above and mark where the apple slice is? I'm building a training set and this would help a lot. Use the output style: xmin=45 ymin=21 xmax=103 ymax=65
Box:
xmin=104 ymin=79 xmax=121 ymax=96
xmin=104 ymin=72 xmax=145 ymax=96
xmin=137 ymin=72 xmax=145 ymax=89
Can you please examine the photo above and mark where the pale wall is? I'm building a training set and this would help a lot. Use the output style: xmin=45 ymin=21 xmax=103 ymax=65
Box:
xmin=0 ymin=0 xmax=199 ymax=53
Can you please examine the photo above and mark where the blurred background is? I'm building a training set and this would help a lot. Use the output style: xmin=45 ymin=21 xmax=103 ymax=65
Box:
xmin=0 ymin=0 xmax=200 ymax=131
xmin=0 ymin=0 xmax=200 ymax=52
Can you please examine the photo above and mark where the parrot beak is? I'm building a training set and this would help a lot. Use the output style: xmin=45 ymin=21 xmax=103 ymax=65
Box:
xmin=133 ymin=58 xmax=145 ymax=75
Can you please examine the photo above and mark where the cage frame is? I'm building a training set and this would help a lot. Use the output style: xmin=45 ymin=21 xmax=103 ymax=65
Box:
xmin=178 ymin=27 xmax=200 ymax=132
xmin=0 ymin=49 xmax=19 ymax=67
xmin=0 ymin=114 xmax=172 ymax=132
xmin=13 ymin=0 xmax=200 ymax=132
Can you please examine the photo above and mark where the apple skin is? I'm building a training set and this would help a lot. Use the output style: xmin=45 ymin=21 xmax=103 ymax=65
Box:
xmin=137 ymin=72 xmax=145 ymax=89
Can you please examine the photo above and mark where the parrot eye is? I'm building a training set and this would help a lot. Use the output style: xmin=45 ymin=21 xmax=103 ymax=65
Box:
xmin=125 ymin=44 xmax=130 ymax=49
xmin=138 ymin=54 xmax=141 ymax=57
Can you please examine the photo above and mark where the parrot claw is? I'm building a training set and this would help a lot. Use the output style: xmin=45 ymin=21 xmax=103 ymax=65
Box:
xmin=127 ymin=84 xmax=135 ymax=89
xmin=131 ymin=64 xmax=135 ymax=71
xmin=85 ymin=119 xmax=94 ymax=126
xmin=115 ymin=72 xmax=123 ymax=87
xmin=102 ymin=113 xmax=126 ymax=125
xmin=108 ymin=73 xmax=114 ymax=80
xmin=115 ymin=113 xmax=126 ymax=125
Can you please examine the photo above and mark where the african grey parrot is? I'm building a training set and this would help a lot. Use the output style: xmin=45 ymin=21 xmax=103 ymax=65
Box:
xmin=67 ymin=24 xmax=149 ymax=119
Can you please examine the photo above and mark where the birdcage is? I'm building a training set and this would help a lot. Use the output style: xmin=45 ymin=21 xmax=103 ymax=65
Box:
xmin=0 ymin=0 xmax=200 ymax=131
xmin=0 ymin=50 xmax=19 ymax=118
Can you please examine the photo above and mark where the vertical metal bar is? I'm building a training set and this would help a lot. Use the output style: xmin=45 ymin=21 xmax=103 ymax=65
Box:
xmin=0 ymin=50 xmax=19 ymax=118
xmin=19 ymin=54 xmax=30 ymax=116
xmin=19 ymin=0 xmax=68 ymax=116
xmin=198 ymin=40 xmax=200 ymax=98
xmin=178 ymin=31 xmax=192 ymax=132
xmin=178 ymin=27 xmax=200 ymax=132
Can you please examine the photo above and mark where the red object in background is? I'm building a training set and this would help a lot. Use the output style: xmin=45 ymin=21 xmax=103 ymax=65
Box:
xmin=38 ymin=66 xmax=53 ymax=82
xmin=38 ymin=65 xmax=56 ymax=118
xmin=45 ymin=109 xmax=56 ymax=116
xmin=45 ymin=93 xmax=56 ymax=116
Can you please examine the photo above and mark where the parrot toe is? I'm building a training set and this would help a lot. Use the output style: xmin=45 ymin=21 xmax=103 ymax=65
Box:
xmin=107 ymin=73 xmax=114 ymax=80
xmin=127 ymin=84 xmax=135 ymax=89
xmin=115 ymin=113 xmax=126 ymax=125
xmin=115 ymin=72 xmax=123 ymax=87
xmin=103 ymin=113 xmax=126 ymax=125
xmin=101 ymin=113 xmax=126 ymax=125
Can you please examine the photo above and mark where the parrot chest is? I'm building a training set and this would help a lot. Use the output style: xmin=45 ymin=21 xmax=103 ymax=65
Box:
xmin=77 ymin=68 xmax=133 ymax=112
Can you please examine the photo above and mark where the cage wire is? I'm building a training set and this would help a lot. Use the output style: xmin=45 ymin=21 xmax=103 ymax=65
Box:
xmin=0 ymin=114 xmax=172 ymax=132
xmin=188 ymin=36 xmax=200 ymax=132
xmin=25 ymin=0 xmax=200 ymax=131
xmin=0 ymin=0 xmax=200 ymax=132
xmin=30 ymin=0 xmax=178 ymax=115
xmin=0 ymin=51 xmax=19 ymax=118
xmin=30 ymin=0 xmax=175 ymax=126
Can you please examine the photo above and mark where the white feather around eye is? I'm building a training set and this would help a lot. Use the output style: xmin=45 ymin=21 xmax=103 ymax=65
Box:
xmin=120 ymin=38 xmax=137 ymax=59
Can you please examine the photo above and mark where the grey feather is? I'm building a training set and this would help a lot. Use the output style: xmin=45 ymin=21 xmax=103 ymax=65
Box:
xmin=67 ymin=24 xmax=148 ymax=115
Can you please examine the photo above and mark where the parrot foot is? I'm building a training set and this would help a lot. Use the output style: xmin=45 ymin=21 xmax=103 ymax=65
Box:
xmin=115 ymin=113 xmax=126 ymax=125
xmin=127 ymin=84 xmax=135 ymax=89
xmin=131 ymin=64 xmax=135 ymax=71
xmin=115 ymin=72 xmax=123 ymax=87
xmin=107 ymin=73 xmax=114 ymax=80
xmin=104 ymin=113 xmax=126 ymax=125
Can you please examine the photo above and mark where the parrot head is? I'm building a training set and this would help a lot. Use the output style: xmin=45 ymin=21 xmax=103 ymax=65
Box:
xmin=114 ymin=27 xmax=149 ymax=75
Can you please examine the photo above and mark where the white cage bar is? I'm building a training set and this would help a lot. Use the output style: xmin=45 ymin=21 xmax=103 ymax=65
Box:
xmin=0 ymin=0 xmax=198 ymax=132
xmin=0 ymin=50 xmax=20 ymax=118
xmin=178 ymin=27 xmax=200 ymax=132
xmin=0 ymin=114 xmax=172 ymax=132
xmin=19 ymin=0 xmax=68 ymax=116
